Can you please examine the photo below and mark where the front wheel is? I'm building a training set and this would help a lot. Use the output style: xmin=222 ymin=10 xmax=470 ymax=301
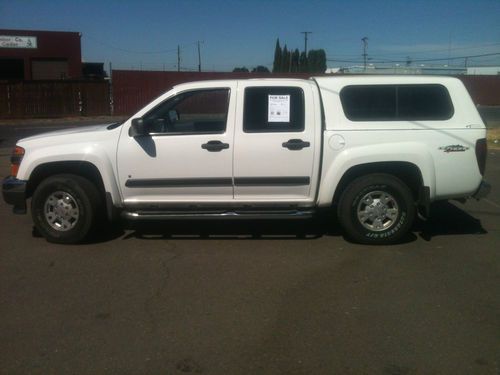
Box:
xmin=31 ymin=175 xmax=101 ymax=244
xmin=337 ymin=174 xmax=416 ymax=244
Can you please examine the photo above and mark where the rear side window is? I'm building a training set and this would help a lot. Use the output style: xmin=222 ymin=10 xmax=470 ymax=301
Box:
xmin=340 ymin=86 xmax=396 ymax=121
xmin=243 ymin=87 xmax=304 ymax=132
xmin=397 ymin=85 xmax=453 ymax=120
xmin=340 ymin=84 xmax=454 ymax=121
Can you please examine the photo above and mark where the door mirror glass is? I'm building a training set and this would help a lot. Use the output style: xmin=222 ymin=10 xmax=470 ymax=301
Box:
xmin=129 ymin=118 xmax=149 ymax=137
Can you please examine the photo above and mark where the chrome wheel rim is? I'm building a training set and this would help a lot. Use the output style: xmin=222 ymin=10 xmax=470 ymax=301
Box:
xmin=357 ymin=190 xmax=399 ymax=232
xmin=44 ymin=191 xmax=79 ymax=231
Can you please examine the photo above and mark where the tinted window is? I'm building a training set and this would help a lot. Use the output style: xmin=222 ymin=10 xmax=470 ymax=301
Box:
xmin=340 ymin=85 xmax=396 ymax=121
xmin=340 ymin=84 xmax=454 ymax=121
xmin=144 ymin=88 xmax=229 ymax=134
xmin=243 ymin=87 xmax=304 ymax=132
xmin=398 ymin=85 xmax=453 ymax=120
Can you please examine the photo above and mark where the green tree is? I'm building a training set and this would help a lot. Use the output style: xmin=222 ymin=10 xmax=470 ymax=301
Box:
xmin=316 ymin=49 xmax=327 ymax=73
xmin=252 ymin=65 xmax=270 ymax=73
xmin=233 ymin=67 xmax=249 ymax=72
xmin=307 ymin=49 xmax=327 ymax=73
xmin=272 ymin=38 xmax=327 ymax=73
xmin=282 ymin=44 xmax=290 ymax=72
xmin=299 ymin=52 xmax=308 ymax=72
xmin=272 ymin=39 xmax=282 ymax=73
xmin=291 ymin=49 xmax=300 ymax=72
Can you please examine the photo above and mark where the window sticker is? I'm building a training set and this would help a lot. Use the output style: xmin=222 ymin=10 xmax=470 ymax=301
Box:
xmin=268 ymin=95 xmax=290 ymax=122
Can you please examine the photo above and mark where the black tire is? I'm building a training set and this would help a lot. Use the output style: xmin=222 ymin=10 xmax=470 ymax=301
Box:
xmin=337 ymin=174 xmax=416 ymax=244
xmin=31 ymin=174 xmax=102 ymax=244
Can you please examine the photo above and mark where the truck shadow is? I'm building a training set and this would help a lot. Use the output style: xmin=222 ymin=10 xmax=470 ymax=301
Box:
xmin=120 ymin=217 xmax=333 ymax=241
xmin=416 ymin=201 xmax=488 ymax=241
xmin=103 ymin=201 xmax=486 ymax=244
xmin=78 ymin=201 xmax=486 ymax=244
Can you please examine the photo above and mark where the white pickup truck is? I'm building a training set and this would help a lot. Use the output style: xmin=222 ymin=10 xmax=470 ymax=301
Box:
xmin=2 ymin=76 xmax=490 ymax=244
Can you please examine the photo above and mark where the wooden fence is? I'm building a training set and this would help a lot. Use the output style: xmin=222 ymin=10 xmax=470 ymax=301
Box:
xmin=0 ymin=81 xmax=110 ymax=118
xmin=1 ymin=73 xmax=499 ymax=119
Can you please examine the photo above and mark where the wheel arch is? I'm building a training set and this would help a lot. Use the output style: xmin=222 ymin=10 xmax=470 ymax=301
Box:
xmin=26 ymin=161 xmax=105 ymax=197
xmin=27 ymin=161 xmax=106 ymax=198
xmin=332 ymin=161 xmax=425 ymax=206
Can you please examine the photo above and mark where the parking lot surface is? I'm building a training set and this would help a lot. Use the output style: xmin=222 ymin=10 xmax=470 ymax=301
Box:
xmin=0 ymin=122 xmax=499 ymax=374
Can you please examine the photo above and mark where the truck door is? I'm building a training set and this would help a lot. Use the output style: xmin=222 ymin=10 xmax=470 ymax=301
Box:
xmin=233 ymin=81 xmax=320 ymax=203
xmin=116 ymin=83 xmax=236 ymax=204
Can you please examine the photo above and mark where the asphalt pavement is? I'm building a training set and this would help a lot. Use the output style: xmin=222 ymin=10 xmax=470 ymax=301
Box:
xmin=0 ymin=120 xmax=499 ymax=374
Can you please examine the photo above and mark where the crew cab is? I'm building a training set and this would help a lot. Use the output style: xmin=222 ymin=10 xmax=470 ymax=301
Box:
xmin=2 ymin=76 xmax=490 ymax=244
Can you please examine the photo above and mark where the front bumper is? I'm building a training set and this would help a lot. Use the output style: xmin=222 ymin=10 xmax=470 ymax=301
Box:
xmin=2 ymin=176 xmax=27 ymax=214
xmin=473 ymin=179 xmax=491 ymax=200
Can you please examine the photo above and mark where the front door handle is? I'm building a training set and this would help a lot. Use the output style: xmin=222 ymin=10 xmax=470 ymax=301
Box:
xmin=201 ymin=140 xmax=229 ymax=152
xmin=282 ymin=139 xmax=310 ymax=150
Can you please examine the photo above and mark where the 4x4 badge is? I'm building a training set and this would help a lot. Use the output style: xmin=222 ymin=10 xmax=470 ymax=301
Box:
xmin=439 ymin=145 xmax=469 ymax=153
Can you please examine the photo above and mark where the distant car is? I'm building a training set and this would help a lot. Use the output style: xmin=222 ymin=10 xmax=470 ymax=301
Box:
xmin=3 ymin=76 xmax=490 ymax=244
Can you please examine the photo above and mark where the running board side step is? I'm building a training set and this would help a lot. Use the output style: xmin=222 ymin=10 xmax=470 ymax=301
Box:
xmin=122 ymin=209 xmax=315 ymax=221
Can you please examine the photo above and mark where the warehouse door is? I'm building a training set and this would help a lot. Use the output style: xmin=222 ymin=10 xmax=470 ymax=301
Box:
xmin=0 ymin=59 xmax=24 ymax=79
xmin=32 ymin=59 xmax=69 ymax=80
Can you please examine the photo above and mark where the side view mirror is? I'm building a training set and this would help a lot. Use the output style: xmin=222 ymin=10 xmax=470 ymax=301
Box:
xmin=129 ymin=118 xmax=149 ymax=137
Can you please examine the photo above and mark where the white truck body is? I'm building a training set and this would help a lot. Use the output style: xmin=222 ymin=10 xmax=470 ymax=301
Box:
xmin=3 ymin=76 xmax=490 ymax=244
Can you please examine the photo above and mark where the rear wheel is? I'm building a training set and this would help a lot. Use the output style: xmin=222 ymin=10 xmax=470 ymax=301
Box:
xmin=338 ymin=174 xmax=416 ymax=244
xmin=31 ymin=174 xmax=101 ymax=244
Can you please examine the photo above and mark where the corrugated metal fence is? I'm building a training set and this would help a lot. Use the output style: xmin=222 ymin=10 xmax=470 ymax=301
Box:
xmin=457 ymin=75 xmax=500 ymax=107
xmin=0 ymin=80 xmax=110 ymax=118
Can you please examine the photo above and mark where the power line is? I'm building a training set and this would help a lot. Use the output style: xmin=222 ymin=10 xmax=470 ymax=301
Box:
xmin=327 ymin=52 xmax=500 ymax=64
xmin=360 ymin=42 xmax=500 ymax=58
xmin=84 ymin=34 xmax=197 ymax=55
xmin=400 ymin=52 xmax=500 ymax=63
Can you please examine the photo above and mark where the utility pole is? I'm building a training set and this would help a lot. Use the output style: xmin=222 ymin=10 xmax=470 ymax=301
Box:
xmin=109 ymin=62 xmax=114 ymax=115
xmin=177 ymin=45 xmax=181 ymax=72
xmin=447 ymin=31 xmax=452 ymax=67
xmin=362 ymin=37 xmax=368 ymax=72
xmin=301 ymin=31 xmax=312 ymax=56
xmin=197 ymin=41 xmax=202 ymax=72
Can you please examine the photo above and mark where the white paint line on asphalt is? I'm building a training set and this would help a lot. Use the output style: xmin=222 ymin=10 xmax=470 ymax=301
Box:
xmin=483 ymin=198 xmax=500 ymax=209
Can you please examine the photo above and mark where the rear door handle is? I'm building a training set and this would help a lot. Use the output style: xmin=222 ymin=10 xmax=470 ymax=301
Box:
xmin=201 ymin=140 xmax=229 ymax=152
xmin=282 ymin=139 xmax=310 ymax=150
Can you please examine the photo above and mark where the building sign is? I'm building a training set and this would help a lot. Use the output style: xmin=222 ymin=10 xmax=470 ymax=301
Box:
xmin=0 ymin=35 xmax=37 ymax=49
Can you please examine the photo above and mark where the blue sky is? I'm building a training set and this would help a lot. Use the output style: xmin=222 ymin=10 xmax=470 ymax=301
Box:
xmin=1 ymin=0 xmax=499 ymax=71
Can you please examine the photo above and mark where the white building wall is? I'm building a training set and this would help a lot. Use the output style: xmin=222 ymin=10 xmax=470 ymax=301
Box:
xmin=467 ymin=67 xmax=500 ymax=75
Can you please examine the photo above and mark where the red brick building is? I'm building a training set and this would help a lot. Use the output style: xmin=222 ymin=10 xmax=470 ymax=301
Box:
xmin=0 ymin=29 xmax=82 ymax=80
